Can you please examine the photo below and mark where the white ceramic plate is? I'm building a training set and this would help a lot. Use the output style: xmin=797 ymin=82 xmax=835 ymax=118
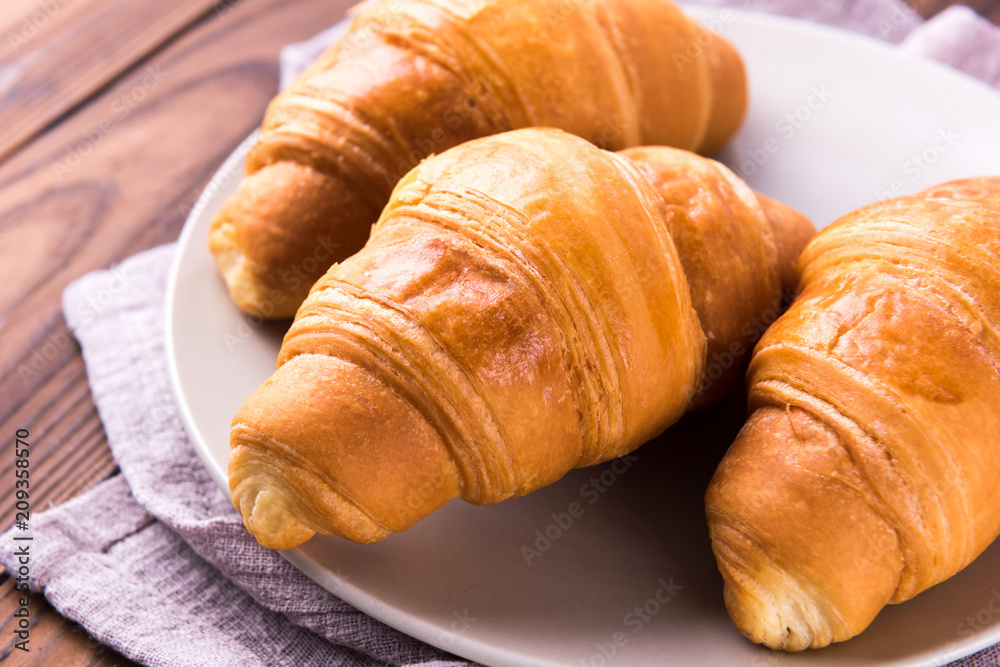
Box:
xmin=166 ymin=8 xmax=1000 ymax=666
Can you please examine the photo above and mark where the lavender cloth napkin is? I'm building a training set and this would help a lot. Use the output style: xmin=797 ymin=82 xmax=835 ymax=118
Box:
xmin=4 ymin=2 xmax=1000 ymax=666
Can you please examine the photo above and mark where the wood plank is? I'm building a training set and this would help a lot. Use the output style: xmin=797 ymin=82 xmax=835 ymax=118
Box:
xmin=0 ymin=0 xmax=227 ymax=164
xmin=914 ymin=0 xmax=1000 ymax=22
xmin=0 ymin=414 xmax=106 ymax=525
xmin=914 ymin=0 xmax=958 ymax=18
xmin=0 ymin=0 xmax=99 ymax=53
xmin=986 ymin=0 xmax=1000 ymax=23
xmin=0 ymin=355 xmax=114 ymax=533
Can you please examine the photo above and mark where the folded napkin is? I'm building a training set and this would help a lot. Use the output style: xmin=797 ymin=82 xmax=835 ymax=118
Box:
xmin=4 ymin=1 xmax=1000 ymax=666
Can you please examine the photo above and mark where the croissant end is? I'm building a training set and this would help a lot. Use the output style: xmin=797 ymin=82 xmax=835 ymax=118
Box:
xmin=706 ymin=406 xmax=903 ymax=650
xmin=231 ymin=476 xmax=319 ymax=551
xmin=228 ymin=354 xmax=463 ymax=549
xmin=710 ymin=520 xmax=838 ymax=651
xmin=209 ymin=161 xmax=378 ymax=318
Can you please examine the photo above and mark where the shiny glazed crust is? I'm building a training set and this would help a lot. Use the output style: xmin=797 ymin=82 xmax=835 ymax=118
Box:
xmin=706 ymin=177 xmax=1000 ymax=650
xmin=208 ymin=0 xmax=748 ymax=318
xmin=228 ymin=128 xmax=813 ymax=550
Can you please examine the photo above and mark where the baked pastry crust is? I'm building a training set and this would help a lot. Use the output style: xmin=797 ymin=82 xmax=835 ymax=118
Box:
xmin=228 ymin=128 xmax=812 ymax=550
xmin=209 ymin=0 xmax=748 ymax=318
xmin=707 ymin=177 xmax=1000 ymax=650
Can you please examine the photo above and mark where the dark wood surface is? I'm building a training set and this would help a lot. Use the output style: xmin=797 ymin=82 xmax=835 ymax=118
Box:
xmin=0 ymin=1 xmax=998 ymax=665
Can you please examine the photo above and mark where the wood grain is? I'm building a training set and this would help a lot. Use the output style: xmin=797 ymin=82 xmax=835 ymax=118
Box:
xmin=0 ymin=0 xmax=104 ymax=59
xmin=912 ymin=0 xmax=1000 ymax=21
xmin=0 ymin=0 xmax=229 ymax=163
xmin=0 ymin=0 xmax=996 ymax=665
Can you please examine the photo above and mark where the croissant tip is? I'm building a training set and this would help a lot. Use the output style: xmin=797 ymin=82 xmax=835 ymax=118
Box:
xmin=235 ymin=485 xmax=318 ymax=551
xmin=710 ymin=523 xmax=838 ymax=652
xmin=720 ymin=566 xmax=827 ymax=651
xmin=209 ymin=219 xmax=300 ymax=320
xmin=230 ymin=430 xmax=398 ymax=547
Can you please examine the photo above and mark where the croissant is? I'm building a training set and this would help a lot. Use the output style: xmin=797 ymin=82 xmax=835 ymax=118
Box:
xmin=706 ymin=177 xmax=1000 ymax=650
xmin=208 ymin=0 xmax=748 ymax=319
xmin=228 ymin=127 xmax=813 ymax=550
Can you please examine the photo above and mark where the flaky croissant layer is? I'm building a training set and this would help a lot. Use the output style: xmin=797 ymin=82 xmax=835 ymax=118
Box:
xmin=209 ymin=0 xmax=748 ymax=318
xmin=228 ymin=128 xmax=812 ymax=550
xmin=706 ymin=177 xmax=1000 ymax=650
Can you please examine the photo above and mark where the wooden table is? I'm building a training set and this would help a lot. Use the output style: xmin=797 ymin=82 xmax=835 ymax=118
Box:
xmin=1 ymin=0 xmax=998 ymax=665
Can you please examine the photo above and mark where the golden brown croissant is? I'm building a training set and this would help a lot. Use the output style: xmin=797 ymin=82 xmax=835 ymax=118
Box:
xmin=209 ymin=0 xmax=748 ymax=318
xmin=706 ymin=177 xmax=1000 ymax=651
xmin=228 ymin=128 xmax=813 ymax=550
